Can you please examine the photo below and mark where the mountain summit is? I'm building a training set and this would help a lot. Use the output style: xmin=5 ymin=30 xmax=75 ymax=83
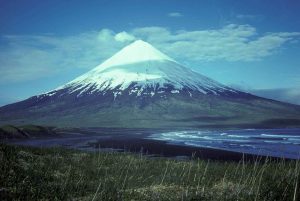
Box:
xmin=1 ymin=40 xmax=300 ymax=128
xmin=57 ymin=40 xmax=238 ymax=99
xmin=98 ymin=40 xmax=176 ymax=67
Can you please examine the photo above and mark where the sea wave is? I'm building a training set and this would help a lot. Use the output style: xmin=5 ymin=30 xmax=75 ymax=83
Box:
xmin=148 ymin=128 xmax=300 ymax=159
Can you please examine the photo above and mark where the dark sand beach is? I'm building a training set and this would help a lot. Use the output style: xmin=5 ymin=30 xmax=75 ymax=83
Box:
xmin=6 ymin=127 xmax=290 ymax=162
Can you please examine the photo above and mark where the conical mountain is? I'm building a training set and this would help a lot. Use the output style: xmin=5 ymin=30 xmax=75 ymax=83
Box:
xmin=1 ymin=40 xmax=300 ymax=128
xmin=55 ymin=40 xmax=238 ymax=98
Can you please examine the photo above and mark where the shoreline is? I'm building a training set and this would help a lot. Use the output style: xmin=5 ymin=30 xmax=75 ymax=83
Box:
xmin=5 ymin=136 xmax=289 ymax=162
xmin=89 ymin=135 xmax=291 ymax=162
xmin=3 ymin=128 xmax=298 ymax=162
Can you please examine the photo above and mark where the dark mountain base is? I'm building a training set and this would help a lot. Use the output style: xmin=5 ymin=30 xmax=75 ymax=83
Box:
xmin=1 ymin=89 xmax=300 ymax=128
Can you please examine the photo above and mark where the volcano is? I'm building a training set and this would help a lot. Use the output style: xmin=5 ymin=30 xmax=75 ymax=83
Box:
xmin=1 ymin=40 xmax=300 ymax=128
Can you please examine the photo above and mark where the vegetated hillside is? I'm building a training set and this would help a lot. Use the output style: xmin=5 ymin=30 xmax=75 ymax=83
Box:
xmin=0 ymin=125 xmax=56 ymax=139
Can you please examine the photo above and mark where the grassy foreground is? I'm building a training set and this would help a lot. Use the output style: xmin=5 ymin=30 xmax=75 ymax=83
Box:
xmin=0 ymin=143 xmax=299 ymax=201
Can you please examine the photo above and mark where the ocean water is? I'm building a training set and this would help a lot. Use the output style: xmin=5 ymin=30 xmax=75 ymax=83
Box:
xmin=149 ymin=128 xmax=300 ymax=159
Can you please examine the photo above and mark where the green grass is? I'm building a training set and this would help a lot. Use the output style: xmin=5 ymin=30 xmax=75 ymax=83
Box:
xmin=0 ymin=143 xmax=299 ymax=201
xmin=0 ymin=125 xmax=20 ymax=133
xmin=0 ymin=125 xmax=28 ymax=139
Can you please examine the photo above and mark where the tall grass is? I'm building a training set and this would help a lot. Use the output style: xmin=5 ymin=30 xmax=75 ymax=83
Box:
xmin=0 ymin=143 xmax=299 ymax=201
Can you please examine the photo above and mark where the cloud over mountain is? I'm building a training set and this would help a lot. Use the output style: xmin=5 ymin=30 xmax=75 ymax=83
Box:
xmin=0 ymin=24 xmax=299 ymax=83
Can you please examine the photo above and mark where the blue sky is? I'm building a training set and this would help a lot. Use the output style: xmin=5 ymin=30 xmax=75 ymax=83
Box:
xmin=0 ymin=0 xmax=300 ymax=105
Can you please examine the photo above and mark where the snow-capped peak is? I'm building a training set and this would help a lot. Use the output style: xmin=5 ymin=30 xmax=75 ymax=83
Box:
xmin=96 ymin=40 xmax=176 ymax=70
xmin=52 ymin=40 xmax=237 ymax=98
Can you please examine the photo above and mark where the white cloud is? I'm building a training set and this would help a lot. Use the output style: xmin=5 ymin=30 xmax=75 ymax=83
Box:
xmin=97 ymin=29 xmax=115 ymax=41
xmin=168 ymin=12 xmax=183 ymax=17
xmin=236 ymin=14 xmax=263 ymax=21
xmin=0 ymin=30 xmax=124 ymax=83
xmin=114 ymin=31 xmax=136 ymax=42
xmin=0 ymin=24 xmax=299 ymax=83
xmin=131 ymin=24 xmax=300 ymax=62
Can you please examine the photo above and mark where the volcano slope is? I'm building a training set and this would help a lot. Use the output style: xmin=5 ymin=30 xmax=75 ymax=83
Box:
xmin=1 ymin=40 xmax=300 ymax=128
